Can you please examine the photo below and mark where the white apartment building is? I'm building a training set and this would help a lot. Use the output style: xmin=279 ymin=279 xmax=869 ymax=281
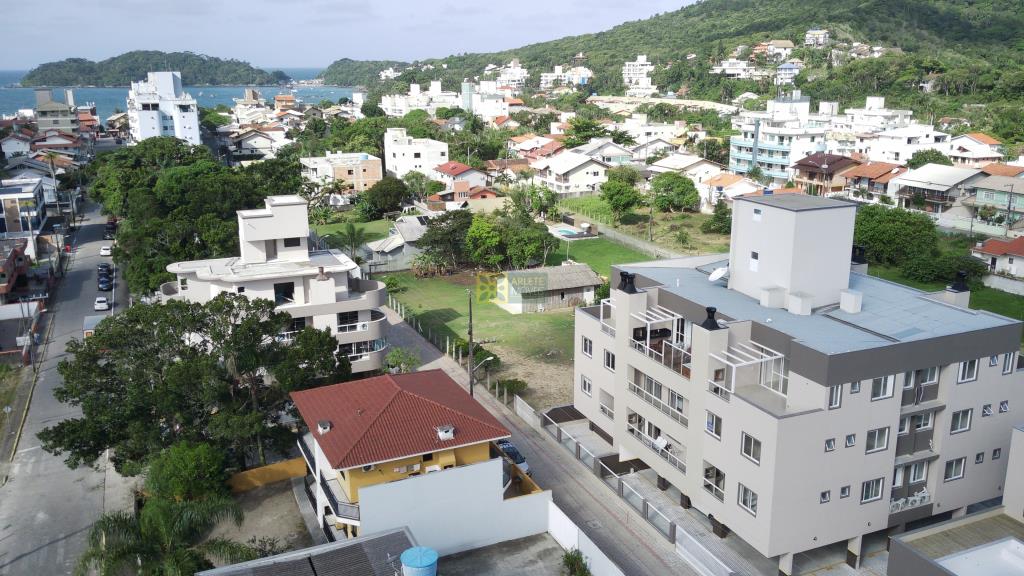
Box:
xmin=573 ymin=194 xmax=1024 ymax=575
xmin=383 ymin=127 xmax=449 ymax=179
xmin=539 ymin=65 xmax=594 ymax=89
xmin=494 ymin=59 xmax=530 ymax=92
xmin=162 ymin=196 xmax=388 ymax=373
xmin=729 ymin=92 xmax=831 ymax=183
xmin=864 ymin=124 xmax=951 ymax=164
xmin=712 ymin=59 xmax=757 ymax=80
xmin=379 ymin=81 xmax=460 ymax=118
xmin=611 ymin=113 xmax=682 ymax=148
xmin=774 ymin=63 xmax=802 ymax=86
xmin=460 ymin=83 xmax=509 ymax=122
xmin=622 ymin=55 xmax=658 ymax=98
xmin=126 ymin=71 xmax=200 ymax=145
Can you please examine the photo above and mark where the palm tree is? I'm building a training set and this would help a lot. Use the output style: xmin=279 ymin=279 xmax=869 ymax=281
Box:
xmin=77 ymin=495 xmax=254 ymax=576
xmin=335 ymin=221 xmax=368 ymax=259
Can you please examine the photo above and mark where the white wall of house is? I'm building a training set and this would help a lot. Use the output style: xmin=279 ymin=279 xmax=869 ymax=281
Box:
xmin=384 ymin=128 xmax=450 ymax=178
xmin=127 ymin=72 xmax=200 ymax=145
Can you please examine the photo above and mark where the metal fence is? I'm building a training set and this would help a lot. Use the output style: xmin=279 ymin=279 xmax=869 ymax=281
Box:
xmin=536 ymin=409 xmax=678 ymax=544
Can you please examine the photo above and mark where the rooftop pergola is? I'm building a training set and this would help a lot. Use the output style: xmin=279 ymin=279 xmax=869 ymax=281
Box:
xmin=709 ymin=340 xmax=787 ymax=394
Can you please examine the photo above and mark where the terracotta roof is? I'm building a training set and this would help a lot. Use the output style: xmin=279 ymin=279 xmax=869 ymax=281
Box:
xmin=706 ymin=173 xmax=744 ymax=188
xmin=434 ymin=161 xmax=476 ymax=177
xmin=291 ymin=370 xmax=510 ymax=470
xmin=974 ymin=236 xmax=1024 ymax=258
xmin=493 ymin=115 xmax=511 ymax=125
xmin=274 ymin=94 xmax=296 ymax=101
xmin=792 ymin=152 xmax=860 ymax=174
xmin=842 ymin=161 xmax=903 ymax=180
xmin=965 ymin=132 xmax=1001 ymax=146
xmin=509 ymin=133 xmax=536 ymax=144
xmin=874 ymin=166 xmax=908 ymax=184
xmin=981 ymin=163 xmax=1024 ymax=177
xmin=504 ymin=98 xmax=524 ymax=105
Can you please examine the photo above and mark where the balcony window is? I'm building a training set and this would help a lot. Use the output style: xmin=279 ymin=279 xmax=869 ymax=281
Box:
xmin=273 ymin=282 xmax=295 ymax=305
xmin=861 ymin=478 xmax=883 ymax=503
xmin=912 ymin=412 xmax=933 ymax=431
xmin=898 ymin=417 xmax=910 ymax=436
xmin=910 ymin=462 xmax=928 ymax=483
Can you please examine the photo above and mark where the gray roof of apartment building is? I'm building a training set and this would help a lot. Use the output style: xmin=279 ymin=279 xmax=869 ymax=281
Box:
xmin=737 ymin=194 xmax=854 ymax=212
xmin=197 ymin=528 xmax=413 ymax=576
xmin=623 ymin=260 xmax=1019 ymax=356
xmin=973 ymin=174 xmax=1024 ymax=192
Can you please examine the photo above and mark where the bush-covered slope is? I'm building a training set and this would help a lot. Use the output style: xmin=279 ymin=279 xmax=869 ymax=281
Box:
xmin=22 ymin=51 xmax=287 ymax=86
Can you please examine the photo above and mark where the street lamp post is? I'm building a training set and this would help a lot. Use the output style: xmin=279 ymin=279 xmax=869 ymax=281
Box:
xmin=1004 ymin=183 xmax=1016 ymax=237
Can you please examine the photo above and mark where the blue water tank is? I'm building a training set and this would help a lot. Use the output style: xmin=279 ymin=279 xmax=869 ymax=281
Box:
xmin=400 ymin=546 xmax=439 ymax=576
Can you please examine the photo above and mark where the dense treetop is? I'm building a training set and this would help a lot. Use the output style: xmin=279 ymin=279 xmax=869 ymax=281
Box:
xmin=21 ymin=51 xmax=288 ymax=86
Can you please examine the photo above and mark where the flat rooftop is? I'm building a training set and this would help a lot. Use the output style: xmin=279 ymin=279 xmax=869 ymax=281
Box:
xmin=167 ymin=249 xmax=357 ymax=282
xmin=896 ymin=510 xmax=1024 ymax=575
xmin=736 ymin=194 xmax=853 ymax=212
xmin=623 ymin=257 xmax=1019 ymax=355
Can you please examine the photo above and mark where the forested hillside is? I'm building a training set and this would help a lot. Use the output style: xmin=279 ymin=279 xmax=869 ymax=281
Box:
xmin=319 ymin=58 xmax=409 ymax=86
xmin=21 ymin=51 xmax=288 ymax=86
xmin=323 ymin=0 xmax=1024 ymax=142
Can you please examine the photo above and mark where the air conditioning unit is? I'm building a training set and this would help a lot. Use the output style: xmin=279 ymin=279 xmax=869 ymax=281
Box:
xmin=425 ymin=464 xmax=442 ymax=473
xmin=358 ymin=322 xmax=368 ymax=331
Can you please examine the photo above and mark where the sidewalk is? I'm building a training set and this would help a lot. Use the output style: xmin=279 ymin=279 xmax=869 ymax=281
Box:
xmin=382 ymin=307 xmax=700 ymax=576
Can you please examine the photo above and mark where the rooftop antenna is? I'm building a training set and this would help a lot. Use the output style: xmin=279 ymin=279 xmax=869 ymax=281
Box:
xmin=708 ymin=266 xmax=729 ymax=282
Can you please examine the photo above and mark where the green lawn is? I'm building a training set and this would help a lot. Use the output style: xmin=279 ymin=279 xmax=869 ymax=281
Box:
xmin=383 ymin=271 xmax=576 ymax=367
xmin=546 ymin=238 xmax=651 ymax=279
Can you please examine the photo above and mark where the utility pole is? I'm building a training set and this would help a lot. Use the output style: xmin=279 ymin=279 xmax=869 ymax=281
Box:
xmin=466 ymin=288 xmax=475 ymax=397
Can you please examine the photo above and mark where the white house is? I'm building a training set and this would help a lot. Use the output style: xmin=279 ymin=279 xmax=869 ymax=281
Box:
xmin=163 ymin=196 xmax=388 ymax=373
xmin=775 ymin=62 xmax=803 ymax=86
xmin=649 ymin=153 xmax=723 ymax=186
xmin=379 ymin=82 xmax=460 ymax=118
xmin=948 ymin=133 xmax=1004 ymax=168
xmin=494 ymin=60 xmax=530 ymax=92
xmin=805 ymin=28 xmax=830 ymax=47
xmin=631 ymin=138 xmax=677 ymax=161
xmin=126 ymin=71 xmax=200 ymax=145
xmin=431 ymin=161 xmax=488 ymax=190
xmin=539 ymin=65 xmax=594 ymax=89
xmin=0 ymin=133 xmax=31 ymax=157
xmin=865 ymin=125 xmax=951 ymax=164
xmin=712 ymin=59 xmax=757 ymax=79
xmin=383 ymin=127 xmax=449 ymax=178
xmin=532 ymin=152 xmax=608 ymax=196
xmin=570 ymin=138 xmax=634 ymax=166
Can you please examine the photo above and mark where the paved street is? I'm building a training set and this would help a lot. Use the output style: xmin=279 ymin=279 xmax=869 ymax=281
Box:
xmin=0 ymin=203 xmax=133 ymax=576
xmin=382 ymin=307 xmax=700 ymax=576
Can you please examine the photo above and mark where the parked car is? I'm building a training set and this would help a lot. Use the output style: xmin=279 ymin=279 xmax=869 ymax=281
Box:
xmin=97 ymin=279 xmax=112 ymax=291
xmin=103 ymin=231 xmax=115 ymax=240
xmin=496 ymin=439 xmax=530 ymax=475
xmin=99 ymin=246 xmax=112 ymax=257
xmin=93 ymin=297 xmax=110 ymax=311
xmin=97 ymin=262 xmax=111 ymax=272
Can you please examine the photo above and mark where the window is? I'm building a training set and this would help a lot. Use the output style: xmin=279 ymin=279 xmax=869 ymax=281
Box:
xmin=273 ymin=282 xmax=295 ymax=305
xmin=975 ymin=452 xmax=985 ymax=464
xmin=603 ymin=350 xmax=615 ymax=371
xmin=944 ymin=457 xmax=966 ymax=481
xmin=993 ymin=448 xmax=1002 ymax=460
xmin=893 ymin=466 xmax=904 ymax=488
xmin=861 ymin=478 xmax=883 ymax=503
xmin=749 ymin=251 xmax=759 ymax=272
xmin=820 ymin=490 xmax=831 ymax=504
xmin=283 ymin=237 xmax=301 ymax=248
xmin=990 ymin=355 xmax=1000 ymax=367
xmin=179 ymin=277 xmax=189 ymax=291
xmin=423 ymin=452 xmax=433 ymax=461
xmin=825 ymin=438 xmax=836 ymax=452
xmin=668 ymin=390 xmax=687 ymax=415
xmin=581 ymin=336 xmax=592 ymax=357
xmin=918 ymin=366 xmax=939 ymax=385
xmin=236 ymin=286 xmax=245 ymax=293
xmin=910 ymin=462 xmax=927 ymax=484
xmin=950 ymin=409 xmax=972 ymax=434
xmin=902 ymin=372 xmax=915 ymax=389
xmin=898 ymin=417 xmax=910 ymax=436
xmin=958 ymin=359 xmax=978 ymax=383
xmin=1003 ymin=353 xmax=1015 ymax=375
xmin=982 ymin=404 xmax=993 ymax=417
xmin=912 ymin=412 xmax=933 ymax=431
xmin=413 ymin=152 xmax=421 ymax=158
xmin=828 ymin=384 xmax=842 ymax=409
xmin=999 ymin=400 xmax=1009 ymax=413
xmin=871 ymin=375 xmax=894 ymax=400
xmin=741 ymin=433 xmax=762 ymax=464
xmin=706 ymin=411 xmax=722 ymax=439
xmin=580 ymin=375 xmax=592 ymax=397
xmin=866 ymin=427 xmax=889 ymax=453
xmin=850 ymin=381 xmax=861 ymax=394
xmin=845 ymin=434 xmax=856 ymax=448
xmin=703 ymin=462 xmax=725 ymax=501
xmin=840 ymin=485 xmax=851 ymax=499
xmin=738 ymin=484 xmax=758 ymax=515
xmin=752 ymin=208 xmax=762 ymax=222
xmin=642 ymin=374 xmax=662 ymax=400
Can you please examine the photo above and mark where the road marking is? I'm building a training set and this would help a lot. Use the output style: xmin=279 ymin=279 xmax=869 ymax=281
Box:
xmin=15 ymin=446 xmax=39 ymax=455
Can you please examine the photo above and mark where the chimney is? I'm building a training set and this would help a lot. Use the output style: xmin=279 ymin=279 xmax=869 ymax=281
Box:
xmin=316 ymin=266 xmax=328 ymax=281
xmin=317 ymin=420 xmax=332 ymax=435
xmin=617 ymin=271 xmax=638 ymax=294
xmin=939 ymin=271 xmax=971 ymax=308
xmin=700 ymin=307 xmax=724 ymax=330
xmin=436 ymin=425 xmax=455 ymax=441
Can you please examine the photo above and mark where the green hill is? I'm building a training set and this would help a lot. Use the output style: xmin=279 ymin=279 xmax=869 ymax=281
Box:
xmin=323 ymin=0 xmax=1024 ymax=142
xmin=319 ymin=58 xmax=410 ymax=87
xmin=21 ymin=51 xmax=288 ymax=87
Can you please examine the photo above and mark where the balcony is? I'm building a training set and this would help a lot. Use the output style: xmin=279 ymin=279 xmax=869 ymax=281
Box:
xmin=626 ymin=424 xmax=686 ymax=474
xmin=336 ymin=310 xmax=387 ymax=343
xmin=628 ymin=381 xmax=688 ymax=427
xmin=890 ymin=489 xmax=931 ymax=514
xmin=599 ymin=403 xmax=614 ymax=419
xmin=630 ymin=339 xmax=692 ymax=380
xmin=297 ymin=433 xmax=315 ymax=469
xmin=896 ymin=187 xmax=955 ymax=204
xmin=320 ymin=473 xmax=360 ymax=521
xmin=278 ymin=278 xmax=387 ymax=316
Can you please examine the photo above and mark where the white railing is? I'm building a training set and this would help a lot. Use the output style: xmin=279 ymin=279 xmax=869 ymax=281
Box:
xmin=275 ymin=330 xmax=300 ymax=343
xmin=599 ymin=403 xmax=614 ymax=419
xmin=630 ymin=339 xmax=692 ymax=380
xmin=337 ymin=321 xmax=369 ymax=333
xmin=707 ymin=379 xmax=731 ymax=402
xmin=626 ymin=424 xmax=686 ymax=474
xmin=890 ymin=489 xmax=931 ymax=514
xmin=703 ymin=477 xmax=725 ymax=501
xmin=628 ymin=381 xmax=688 ymax=427
xmin=601 ymin=322 xmax=616 ymax=336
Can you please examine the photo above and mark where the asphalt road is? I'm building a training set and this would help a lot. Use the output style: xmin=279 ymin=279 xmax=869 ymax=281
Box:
xmin=0 ymin=203 xmax=130 ymax=575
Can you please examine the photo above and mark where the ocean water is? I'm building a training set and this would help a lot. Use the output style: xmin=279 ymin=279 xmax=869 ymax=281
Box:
xmin=0 ymin=69 xmax=353 ymax=121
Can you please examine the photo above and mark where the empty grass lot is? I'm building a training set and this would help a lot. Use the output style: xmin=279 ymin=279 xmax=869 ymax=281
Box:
xmin=546 ymin=238 xmax=651 ymax=278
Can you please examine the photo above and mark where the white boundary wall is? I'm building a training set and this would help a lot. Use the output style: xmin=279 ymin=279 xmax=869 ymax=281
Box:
xmin=548 ymin=501 xmax=626 ymax=576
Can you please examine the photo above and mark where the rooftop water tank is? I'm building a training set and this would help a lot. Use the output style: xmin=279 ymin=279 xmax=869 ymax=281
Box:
xmin=401 ymin=546 xmax=439 ymax=576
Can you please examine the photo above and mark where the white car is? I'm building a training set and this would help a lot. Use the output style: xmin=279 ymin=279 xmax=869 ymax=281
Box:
xmin=94 ymin=297 xmax=110 ymax=311
xmin=99 ymin=246 xmax=112 ymax=257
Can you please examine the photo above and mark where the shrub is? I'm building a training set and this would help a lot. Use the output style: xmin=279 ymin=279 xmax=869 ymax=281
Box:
xmin=383 ymin=275 xmax=406 ymax=294
xmin=563 ymin=549 xmax=591 ymax=576
xmin=701 ymin=200 xmax=732 ymax=234
xmin=496 ymin=379 xmax=528 ymax=396
xmin=878 ymin=195 xmax=894 ymax=205
xmin=145 ymin=441 xmax=228 ymax=501
xmin=675 ymin=230 xmax=691 ymax=247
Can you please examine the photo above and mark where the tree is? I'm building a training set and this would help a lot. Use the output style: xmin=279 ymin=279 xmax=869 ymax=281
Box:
xmin=504 ymin=221 xmax=559 ymax=269
xmin=361 ymin=102 xmax=385 ymax=117
xmin=77 ymin=496 xmax=253 ymax=575
xmin=651 ymin=172 xmax=700 ymax=212
xmin=701 ymin=200 xmax=732 ymax=234
xmin=146 ymin=441 xmax=229 ymax=502
xmin=466 ymin=214 xmax=504 ymax=270
xmin=402 ymin=171 xmax=432 ymax=200
xmin=418 ymin=210 xmax=474 ymax=271
xmin=600 ymin=180 xmax=641 ymax=224
xmin=854 ymin=205 xmax=938 ymax=266
xmin=333 ymin=221 xmax=368 ymax=257
xmin=385 ymin=347 xmax=420 ymax=374
xmin=608 ymin=128 xmax=637 ymax=147
xmin=358 ymin=176 xmax=408 ymax=220
xmin=907 ymin=149 xmax=954 ymax=169
xmin=606 ymin=165 xmax=643 ymax=187
xmin=562 ymin=117 xmax=609 ymax=148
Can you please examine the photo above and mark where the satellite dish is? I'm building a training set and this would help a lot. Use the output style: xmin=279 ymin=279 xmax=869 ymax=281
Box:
xmin=708 ymin=267 xmax=729 ymax=282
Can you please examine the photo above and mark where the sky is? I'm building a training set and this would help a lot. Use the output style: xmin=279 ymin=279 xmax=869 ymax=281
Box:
xmin=3 ymin=0 xmax=689 ymax=70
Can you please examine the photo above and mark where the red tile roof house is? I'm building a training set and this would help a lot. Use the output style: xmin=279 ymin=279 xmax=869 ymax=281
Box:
xmin=292 ymin=370 xmax=550 ymax=551
xmin=971 ymin=236 xmax=1024 ymax=277
xmin=431 ymin=161 xmax=487 ymax=191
